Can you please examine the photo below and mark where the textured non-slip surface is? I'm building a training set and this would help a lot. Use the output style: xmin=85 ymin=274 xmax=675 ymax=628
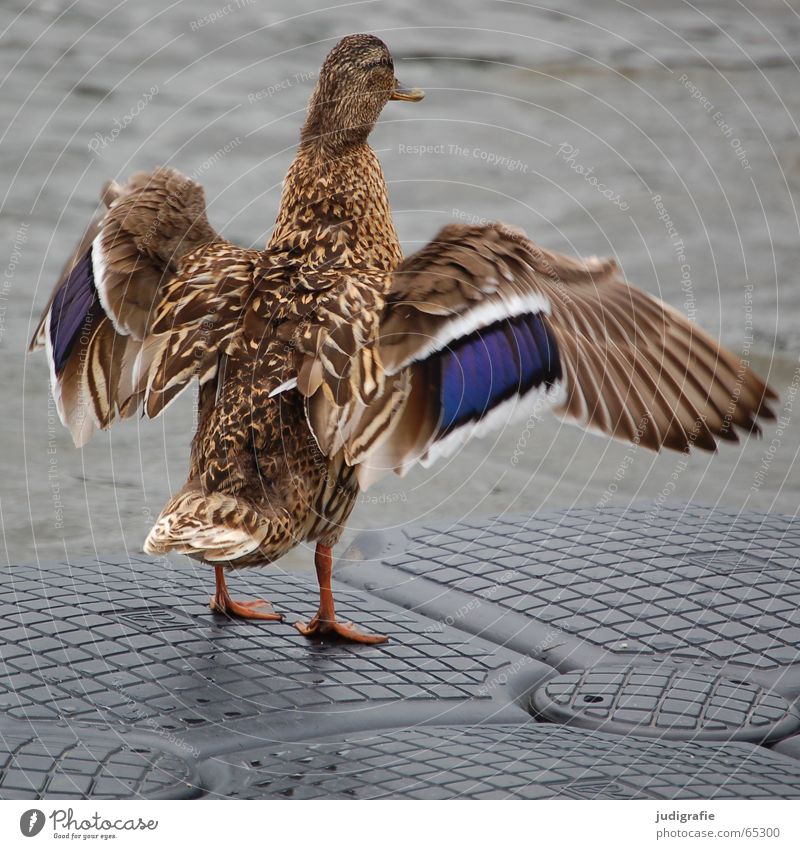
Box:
xmin=206 ymin=723 xmax=800 ymax=800
xmin=1 ymin=556 xmax=520 ymax=736
xmin=0 ymin=725 xmax=200 ymax=800
xmin=2 ymin=504 xmax=800 ymax=798
xmin=339 ymin=504 xmax=800 ymax=676
xmin=530 ymin=665 xmax=800 ymax=742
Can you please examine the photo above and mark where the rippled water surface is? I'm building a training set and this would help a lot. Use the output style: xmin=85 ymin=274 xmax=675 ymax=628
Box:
xmin=2 ymin=0 xmax=799 ymax=568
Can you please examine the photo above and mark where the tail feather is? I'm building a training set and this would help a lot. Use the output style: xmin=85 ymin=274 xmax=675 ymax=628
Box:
xmin=144 ymin=484 xmax=276 ymax=563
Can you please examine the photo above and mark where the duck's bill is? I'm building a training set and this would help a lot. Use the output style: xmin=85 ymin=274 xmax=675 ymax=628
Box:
xmin=390 ymin=81 xmax=425 ymax=101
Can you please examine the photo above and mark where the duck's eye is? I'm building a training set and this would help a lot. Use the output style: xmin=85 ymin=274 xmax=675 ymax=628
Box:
xmin=363 ymin=57 xmax=393 ymax=71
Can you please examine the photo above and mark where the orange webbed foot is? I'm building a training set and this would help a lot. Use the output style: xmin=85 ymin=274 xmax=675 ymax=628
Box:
xmin=294 ymin=615 xmax=388 ymax=644
xmin=210 ymin=595 xmax=285 ymax=621
xmin=209 ymin=565 xmax=284 ymax=621
xmin=297 ymin=543 xmax=389 ymax=644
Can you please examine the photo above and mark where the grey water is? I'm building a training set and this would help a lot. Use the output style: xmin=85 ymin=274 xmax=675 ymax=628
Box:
xmin=1 ymin=0 xmax=799 ymax=573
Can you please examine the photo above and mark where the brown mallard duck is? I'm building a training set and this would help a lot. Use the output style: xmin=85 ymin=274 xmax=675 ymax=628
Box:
xmin=30 ymin=33 xmax=776 ymax=644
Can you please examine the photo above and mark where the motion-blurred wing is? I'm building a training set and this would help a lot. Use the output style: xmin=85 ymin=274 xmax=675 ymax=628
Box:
xmin=29 ymin=167 xmax=258 ymax=445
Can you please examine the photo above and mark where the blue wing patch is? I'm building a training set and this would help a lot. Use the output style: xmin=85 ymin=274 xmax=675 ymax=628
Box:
xmin=49 ymin=249 xmax=100 ymax=375
xmin=438 ymin=312 xmax=562 ymax=436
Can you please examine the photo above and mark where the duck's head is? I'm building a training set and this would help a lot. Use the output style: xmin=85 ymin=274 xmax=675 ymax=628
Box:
xmin=301 ymin=34 xmax=424 ymax=152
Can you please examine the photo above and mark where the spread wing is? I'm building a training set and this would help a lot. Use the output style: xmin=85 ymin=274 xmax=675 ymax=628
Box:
xmin=283 ymin=222 xmax=776 ymax=489
xmin=29 ymin=167 xmax=258 ymax=446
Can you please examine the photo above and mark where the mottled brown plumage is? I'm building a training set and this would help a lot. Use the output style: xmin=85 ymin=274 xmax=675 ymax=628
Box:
xmin=31 ymin=34 xmax=776 ymax=643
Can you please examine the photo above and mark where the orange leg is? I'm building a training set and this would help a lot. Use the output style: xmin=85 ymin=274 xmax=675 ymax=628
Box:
xmin=209 ymin=565 xmax=284 ymax=621
xmin=295 ymin=544 xmax=388 ymax=644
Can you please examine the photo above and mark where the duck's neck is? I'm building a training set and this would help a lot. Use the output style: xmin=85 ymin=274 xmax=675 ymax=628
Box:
xmin=269 ymin=141 xmax=402 ymax=271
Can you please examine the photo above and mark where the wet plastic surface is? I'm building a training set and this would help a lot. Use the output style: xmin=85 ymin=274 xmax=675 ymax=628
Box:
xmin=2 ymin=504 xmax=799 ymax=798
xmin=529 ymin=665 xmax=799 ymax=742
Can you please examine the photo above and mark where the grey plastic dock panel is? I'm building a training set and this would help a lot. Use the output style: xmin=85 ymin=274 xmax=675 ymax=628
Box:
xmin=2 ymin=504 xmax=799 ymax=798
